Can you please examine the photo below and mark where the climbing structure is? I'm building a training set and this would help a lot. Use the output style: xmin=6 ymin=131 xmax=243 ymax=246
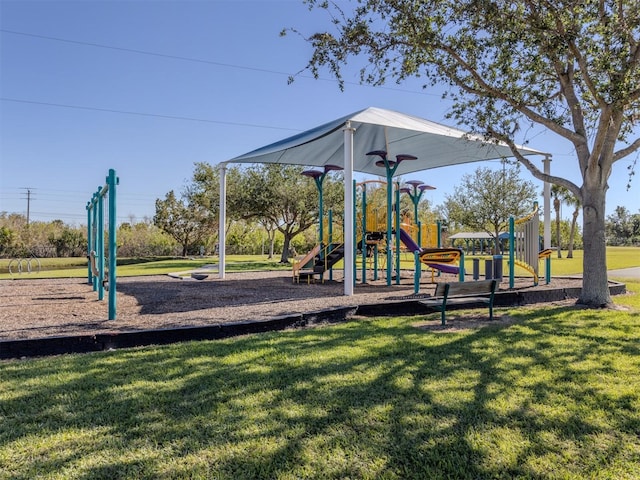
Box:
xmin=509 ymin=202 xmax=552 ymax=287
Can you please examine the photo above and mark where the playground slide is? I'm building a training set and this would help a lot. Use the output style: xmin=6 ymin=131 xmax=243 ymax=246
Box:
xmin=418 ymin=247 xmax=462 ymax=265
xmin=292 ymin=243 xmax=346 ymax=283
xmin=398 ymin=228 xmax=421 ymax=252
xmin=398 ymin=228 xmax=461 ymax=275
xmin=426 ymin=262 xmax=459 ymax=275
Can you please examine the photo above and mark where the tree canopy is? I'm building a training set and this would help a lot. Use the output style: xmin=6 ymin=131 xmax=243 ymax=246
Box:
xmin=154 ymin=190 xmax=217 ymax=257
xmin=443 ymin=163 xmax=538 ymax=250
xmin=228 ymin=163 xmax=344 ymax=262
xmin=290 ymin=0 xmax=640 ymax=306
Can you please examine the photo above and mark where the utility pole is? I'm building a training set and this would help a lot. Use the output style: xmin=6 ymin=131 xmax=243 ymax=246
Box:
xmin=21 ymin=188 xmax=34 ymax=226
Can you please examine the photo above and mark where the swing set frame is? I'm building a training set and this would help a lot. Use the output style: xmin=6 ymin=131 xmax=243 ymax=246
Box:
xmin=86 ymin=169 xmax=118 ymax=320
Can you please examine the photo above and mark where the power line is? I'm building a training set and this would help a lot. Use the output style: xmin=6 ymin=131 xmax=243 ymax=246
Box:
xmin=0 ymin=28 xmax=441 ymax=98
xmin=1 ymin=28 xmax=297 ymax=76
xmin=0 ymin=97 xmax=303 ymax=131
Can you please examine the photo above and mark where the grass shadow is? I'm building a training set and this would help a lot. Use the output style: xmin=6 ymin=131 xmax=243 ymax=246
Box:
xmin=2 ymin=303 xmax=639 ymax=478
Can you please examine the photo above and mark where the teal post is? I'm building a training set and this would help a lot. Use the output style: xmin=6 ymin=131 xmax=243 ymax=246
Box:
xmin=414 ymin=251 xmax=421 ymax=294
xmin=353 ymin=179 xmax=357 ymax=286
xmin=86 ymin=169 xmax=118 ymax=320
xmin=399 ymin=181 xmax=434 ymax=246
xmin=509 ymin=216 xmax=515 ymax=289
xmin=301 ymin=165 xmax=343 ymax=282
xmin=415 ymin=220 xmax=422 ymax=290
xmin=97 ymin=189 xmax=105 ymax=301
xmin=86 ymin=201 xmax=92 ymax=284
xmin=373 ymin=244 xmax=379 ymax=281
xmin=302 ymin=165 xmax=343 ymax=246
xmin=394 ymin=184 xmax=401 ymax=285
xmin=91 ymin=192 xmax=99 ymax=291
xmin=318 ymin=177 xmax=324 ymax=245
xmin=107 ymin=168 xmax=118 ymax=320
xmin=545 ymin=255 xmax=551 ymax=284
xmin=386 ymin=168 xmax=394 ymax=285
xmin=361 ymin=184 xmax=367 ymax=284
xmin=328 ymin=209 xmax=334 ymax=281
xmin=366 ymin=151 xmax=417 ymax=286
xmin=459 ymin=251 xmax=465 ymax=282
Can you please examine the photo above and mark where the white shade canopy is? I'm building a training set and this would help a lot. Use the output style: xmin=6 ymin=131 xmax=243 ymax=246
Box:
xmin=218 ymin=107 xmax=549 ymax=296
xmin=227 ymin=107 xmax=546 ymax=175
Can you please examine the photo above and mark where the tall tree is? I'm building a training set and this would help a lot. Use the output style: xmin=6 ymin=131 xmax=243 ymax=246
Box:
xmin=606 ymin=205 xmax=640 ymax=245
xmin=154 ymin=190 xmax=216 ymax=256
xmin=442 ymin=163 xmax=538 ymax=252
xmin=228 ymin=164 xmax=343 ymax=263
xmin=565 ymin=191 xmax=582 ymax=258
xmin=291 ymin=0 xmax=640 ymax=307
xmin=550 ymin=184 xmax=571 ymax=258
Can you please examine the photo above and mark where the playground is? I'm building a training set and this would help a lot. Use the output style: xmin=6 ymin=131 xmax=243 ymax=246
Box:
xmin=0 ymin=270 xmax=591 ymax=344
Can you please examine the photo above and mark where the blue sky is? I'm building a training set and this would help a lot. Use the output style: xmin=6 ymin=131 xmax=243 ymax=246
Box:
xmin=1 ymin=0 xmax=638 ymax=226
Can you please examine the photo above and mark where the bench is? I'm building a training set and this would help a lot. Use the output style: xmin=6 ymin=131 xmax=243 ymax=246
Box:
xmin=419 ymin=279 xmax=498 ymax=326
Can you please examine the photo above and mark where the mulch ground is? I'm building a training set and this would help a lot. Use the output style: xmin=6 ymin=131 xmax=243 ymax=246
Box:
xmin=0 ymin=270 xmax=589 ymax=343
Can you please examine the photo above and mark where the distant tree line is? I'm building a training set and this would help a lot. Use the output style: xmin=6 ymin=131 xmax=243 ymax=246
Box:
xmin=1 ymin=163 xmax=635 ymax=260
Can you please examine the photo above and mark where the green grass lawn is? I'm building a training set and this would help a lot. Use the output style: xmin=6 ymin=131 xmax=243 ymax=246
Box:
xmin=1 ymin=282 xmax=639 ymax=479
xmin=0 ymin=255 xmax=291 ymax=279
xmin=1 ymin=247 xmax=638 ymax=280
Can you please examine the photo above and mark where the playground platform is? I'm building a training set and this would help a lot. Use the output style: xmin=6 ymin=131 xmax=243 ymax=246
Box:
xmin=0 ymin=271 xmax=627 ymax=359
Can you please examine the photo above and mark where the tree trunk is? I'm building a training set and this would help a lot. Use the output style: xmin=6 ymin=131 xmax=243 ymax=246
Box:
xmin=578 ymin=187 xmax=612 ymax=307
xmin=567 ymin=209 xmax=579 ymax=258
xmin=268 ymin=235 xmax=275 ymax=259
xmin=265 ymin=228 xmax=275 ymax=259
xmin=280 ymin=233 xmax=291 ymax=263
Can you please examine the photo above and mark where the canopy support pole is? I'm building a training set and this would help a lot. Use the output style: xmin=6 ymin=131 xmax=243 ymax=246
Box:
xmin=219 ymin=163 xmax=227 ymax=279
xmin=343 ymin=121 xmax=355 ymax=296
xmin=543 ymin=155 xmax=551 ymax=250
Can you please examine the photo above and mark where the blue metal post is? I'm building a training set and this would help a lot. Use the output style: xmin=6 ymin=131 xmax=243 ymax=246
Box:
xmin=328 ymin=209 xmax=334 ymax=281
xmin=97 ymin=189 xmax=105 ymax=301
xmin=91 ymin=192 xmax=99 ymax=292
xmin=386 ymin=169 xmax=394 ymax=285
xmin=353 ymin=179 xmax=357 ymax=286
xmin=361 ymin=184 xmax=367 ymax=284
xmin=509 ymin=216 xmax=515 ymax=289
xmin=395 ymin=184 xmax=401 ymax=285
xmin=86 ymin=201 xmax=92 ymax=284
xmin=107 ymin=169 xmax=118 ymax=320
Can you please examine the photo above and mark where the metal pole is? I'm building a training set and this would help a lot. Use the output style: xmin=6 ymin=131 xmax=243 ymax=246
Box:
xmin=395 ymin=184 xmax=401 ymax=285
xmin=97 ymin=189 xmax=105 ymax=301
xmin=361 ymin=184 xmax=367 ymax=284
xmin=218 ymin=163 xmax=227 ymax=279
xmin=343 ymin=122 xmax=355 ymax=295
xmin=353 ymin=179 xmax=357 ymax=287
xmin=86 ymin=202 xmax=93 ymax=284
xmin=386 ymin=168 xmax=393 ymax=285
xmin=543 ymin=155 xmax=552 ymax=250
xmin=107 ymin=169 xmax=118 ymax=320
xmin=328 ymin=209 xmax=333 ymax=281
xmin=91 ymin=192 xmax=98 ymax=291
xmin=509 ymin=216 xmax=515 ymax=289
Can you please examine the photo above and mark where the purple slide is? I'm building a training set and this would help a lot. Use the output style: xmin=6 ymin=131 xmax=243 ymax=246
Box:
xmin=398 ymin=228 xmax=421 ymax=252
xmin=428 ymin=263 xmax=459 ymax=275
xmin=399 ymin=228 xmax=460 ymax=275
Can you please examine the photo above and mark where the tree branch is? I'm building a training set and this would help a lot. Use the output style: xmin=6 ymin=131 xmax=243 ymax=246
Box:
xmin=439 ymin=43 xmax=585 ymax=144
xmin=487 ymin=126 xmax=582 ymax=199
xmin=614 ymin=136 xmax=640 ymax=161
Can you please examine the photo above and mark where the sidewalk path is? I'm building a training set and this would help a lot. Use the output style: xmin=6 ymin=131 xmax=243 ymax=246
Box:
xmin=608 ymin=267 xmax=640 ymax=280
